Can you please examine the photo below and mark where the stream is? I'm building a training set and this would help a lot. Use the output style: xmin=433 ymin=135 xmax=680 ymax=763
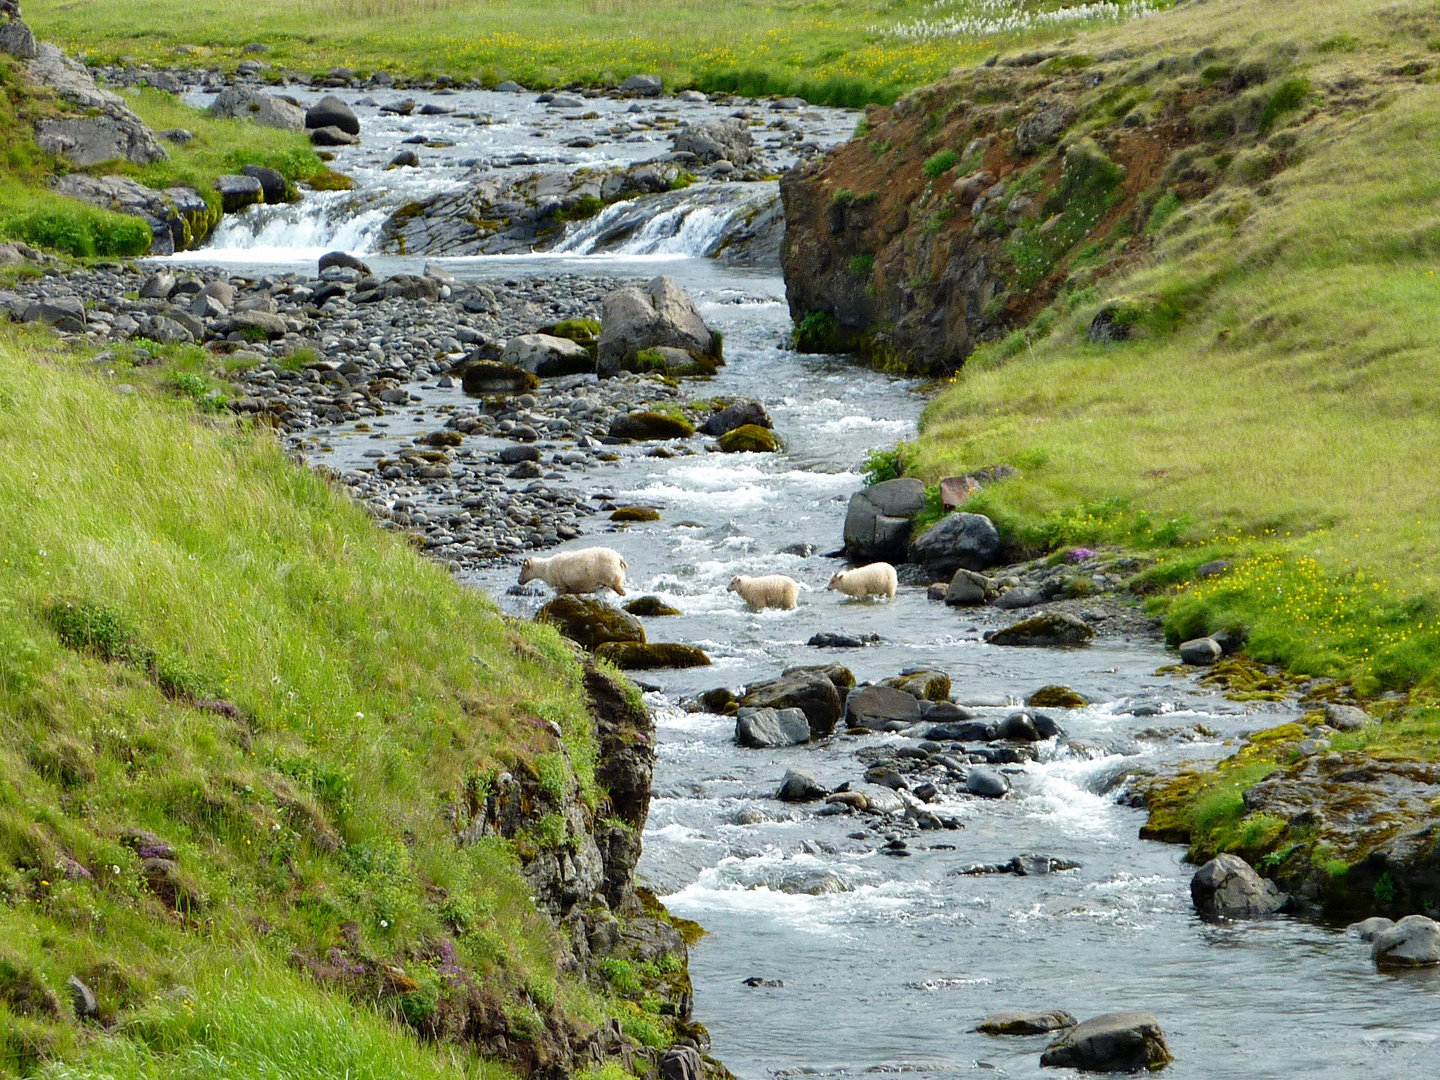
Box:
xmin=167 ymin=85 xmax=1437 ymax=1078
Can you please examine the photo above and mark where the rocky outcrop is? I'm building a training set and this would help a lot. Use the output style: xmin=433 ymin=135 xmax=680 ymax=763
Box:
xmin=781 ymin=46 xmax=1319 ymax=373
xmin=672 ymin=118 xmax=757 ymax=167
xmin=51 ymin=174 xmax=217 ymax=255
xmin=27 ymin=44 xmax=168 ymax=167
xmin=842 ymin=478 xmax=925 ymax=562
xmin=908 ymin=512 xmax=1002 ymax=577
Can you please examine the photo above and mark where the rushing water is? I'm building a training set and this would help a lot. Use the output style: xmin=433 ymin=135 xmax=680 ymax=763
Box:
xmin=170 ymin=86 xmax=1439 ymax=1078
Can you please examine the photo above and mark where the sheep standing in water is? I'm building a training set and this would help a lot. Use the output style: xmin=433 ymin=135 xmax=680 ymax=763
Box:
xmin=827 ymin=562 xmax=898 ymax=601
xmin=727 ymin=574 xmax=800 ymax=610
xmin=519 ymin=547 xmax=628 ymax=595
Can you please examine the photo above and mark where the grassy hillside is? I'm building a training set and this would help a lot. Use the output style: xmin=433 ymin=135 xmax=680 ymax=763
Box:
xmin=0 ymin=57 xmax=334 ymax=256
xmin=0 ymin=329 xmax=628 ymax=1076
xmin=903 ymin=0 xmax=1440 ymax=700
xmin=23 ymin=0 xmax=1174 ymax=107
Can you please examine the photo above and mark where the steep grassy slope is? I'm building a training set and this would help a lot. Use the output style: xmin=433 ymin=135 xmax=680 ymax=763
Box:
xmin=842 ymin=0 xmax=1440 ymax=698
xmin=0 ymin=330 xmax=652 ymax=1077
xmin=23 ymin=0 xmax=1172 ymax=106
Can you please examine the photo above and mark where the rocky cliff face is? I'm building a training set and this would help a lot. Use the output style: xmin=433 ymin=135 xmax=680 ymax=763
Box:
xmin=781 ymin=44 xmax=1331 ymax=373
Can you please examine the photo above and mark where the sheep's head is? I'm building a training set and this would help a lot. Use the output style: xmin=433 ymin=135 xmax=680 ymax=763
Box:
xmin=726 ymin=576 xmax=743 ymax=593
xmin=826 ymin=572 xmax=844 ymax=590
xmin=518 ymin=558 xmax=536 ymax=584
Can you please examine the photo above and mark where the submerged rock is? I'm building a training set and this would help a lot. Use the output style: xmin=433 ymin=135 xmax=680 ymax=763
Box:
xmin=538 ymin=596 xmax=645 ymax=650
xmin=609 ymin=411 xmax=695 ymax=440
xmin=624 ymin=596 xmax=681 ymax=617
xmin=987 ymin=612 xmax=1095 ymax=647
xmin=1190 ymin=854 xmax=1288 ymax=918
xmin=1040 ymin=1011 xmax=1173 ymax=1072
xmin=1027 ymin=685 xmax=1088 ymax=708
xmin=717 ymin=424 xmax=780 ymax=453
xmin=976 ymin=1010 xmax=1077 ymax=1035
xmin=776 ymin=769 xmax=827 ymax=802
xmin=595 ymin=641 xmax=711 ymax=669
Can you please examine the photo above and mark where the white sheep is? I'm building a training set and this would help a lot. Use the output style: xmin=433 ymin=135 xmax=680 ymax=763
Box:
xmin=827 ymin=562 xmax=898 ymax=601
xmin=519 ymin=547 xmax=628 ymax=595
xmin=727 ymin=574 xmax=800 ymax=610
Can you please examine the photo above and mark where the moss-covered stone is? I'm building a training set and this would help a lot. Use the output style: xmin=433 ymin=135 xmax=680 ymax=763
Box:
xmin=717 ymin=424 xmax=780 ymax=453
xmin=987 ymin=612 xmax=1094 ymax=647
xmin=539 ymin=318 xmax=601 ymax=343
xmin=608 ymin=411 xmax=695 ymax=441
xmin=460 ymin=361 xmax=539 ymax=396
xmin=610 ymin=506 xmax=661 ymax=523
xmin=882 ymin=669 xmax=950 ymax=701
xmin=1027 ymin=685 xmax=1088 ymax=708
xmin=624 ymin=596 xmax=682 ymax=617
xmin=537 ymin=596 xmax=645 ymax=650
xmin=595 ymin=641 xmax=712 ymax=669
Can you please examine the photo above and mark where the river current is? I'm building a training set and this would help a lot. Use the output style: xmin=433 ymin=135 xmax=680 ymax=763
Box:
xmin=168 ymin=86 xmax=1437 ymax=1078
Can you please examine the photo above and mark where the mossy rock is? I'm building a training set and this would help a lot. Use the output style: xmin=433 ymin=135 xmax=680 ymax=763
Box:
xmin=987 ymin=612 xmax=1094 ymax=647
xmin=461 ymin=361 xmax=539 ymax=397
xmin=595 ymin=641 xmax=712 ymax=669
xmin=1027 ymin=685 xmax=1088 ymax=708
xmin=624 ymin=596 xmax=682 ymax=617
xmin=882 ymin=669 xmax=950 ymax=701
xmin=717 ymin=424 xmax=780 ymax=453
xmin=698 ymin=686 xmax=739 ymax=714
xmin=624 ymin=347 xmax=719 ymax=377
xmin=611 ymin=505 xmax=662 ymax=523
xmin=609 ymin=411 xmax=695 ymax=441
xmin=538 ymin=317 xmax=601 ymax=343
xmin=537 ymin=595 xmax=645 ymax=650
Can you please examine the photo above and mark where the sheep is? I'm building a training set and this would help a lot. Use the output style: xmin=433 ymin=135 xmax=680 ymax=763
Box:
xmin=727 ymin=574 xmax=800 ymax=610
xmin=519 ymin=547 xmax=628 ymax=596
xmin=827 ymin=562 xmax=898 ymax=601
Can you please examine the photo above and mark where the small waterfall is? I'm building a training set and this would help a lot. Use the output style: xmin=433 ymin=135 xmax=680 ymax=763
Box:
xmin=205 ymin=190 xmax=394 ymax=258
xmin=554 ymin=183 xmax=780 ymax=259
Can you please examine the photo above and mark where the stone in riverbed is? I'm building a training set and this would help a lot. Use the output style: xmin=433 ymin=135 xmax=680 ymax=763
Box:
xmin=965 ymin=767 xmax=1010 ymax=798
xmin=717 ymin=424 xmax=780 ymax=453
xmin=987 ymin=612 xmax=1094 ymax=647
xmin=776 ymin=769 xmax=826 ymax=802
xmin=844 ymin=684 xmax=922 ymax=730
xmin=908 ymin=511 xmax=1003 ymax=576
xmin=1348 ymin=916 xmax=1394 ymax=942
xmin=241 ymin=165 xmax=287 ymax=204
xmin=306 ymin=94 xmax=360 ymax=135
xmin=807 ymin=632 xmax=880 ymax=648
xmin=597 ymin=275 xmax=716 ymax=376
xmin=945 ymin=568 xmax=993 ymax=605
xmin=672 ymin=118 xmax=757 ymax=167
xmin=1179 ymin=636 xmax=1222 ymax=665
xmin=621 ymin=73 xmax=663 ymax=96
xmin=319 ymin=250 xmax=371 ymax=275
xmin=609 ymin=411 xmax=695 ymax=440
xmin=623 ymin=596 xmax=682 ymax=617
xmin=1040 ymin=1011 xmax=1173 ymax=1072
xmin=537 ymin=596 xmax=644 ymax=650
xmin=1371 ymin=914 xmax=1440 ymax=968
xmin=926 ymin=720 xmax=995 ymax=742
xmin=1190 ymin=854 xmax=1288 ymax=917
xmin=742 ymin=671 xmax=844 ymax=737
xmin=503 ymin=333 xmax=594 ymax=377
xmin=699 ymin=399 xmax=771 ymax=436
xmin=882 ymin=668 xmax=950 ymax=701
xmin=214 ymin=173 xmax=263 ymax=212
xmin=843 ymin=478 xmax=926 ymax=563
xmin=460 ymin=361 xmax=538 ymax=396
xmin=736 ymin=707 xmax=812 ymax=748
xmin=1027 ymin=685 xmax=1088 ymax=708
xmin=310 ymin=125 xmax=359 ymax=146
xmin=210 ymin=86 xmax=306 ymax=131
xmin=976 ymin=1010 xmax=1077 ymax=1035
xmin=595 ymin=641 xmax=711 ymax=669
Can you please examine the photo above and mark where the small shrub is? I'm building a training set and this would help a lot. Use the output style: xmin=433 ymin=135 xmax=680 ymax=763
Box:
xmin=862 ymin=444 xmax=908 ymax=486
xmin=1258 ymin=77 xmax=1310 ymax=134
xmin=847 ymin=253 xmax=875 ymax=278
xmin=922 ymin=149 xmax=959 ymax=179
xmin=598 ymin=958 xmax=641 ymax=996
xmin=830 ymin=188 xmax=854 ymax=207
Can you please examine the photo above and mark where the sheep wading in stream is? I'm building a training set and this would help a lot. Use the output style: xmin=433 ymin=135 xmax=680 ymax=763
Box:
xmin=727 ymin=574 xmax=800 ymax=610
xmin=519 ymin=547 xmax=628 ymax=595
xmin=827 ymin=562 xmax=898 ymax=601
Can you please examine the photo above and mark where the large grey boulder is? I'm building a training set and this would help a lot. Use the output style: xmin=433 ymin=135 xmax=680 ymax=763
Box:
xmin=209 ymin=86 xmax=306 ymax=131
xmin=621 ymin=73 xmax=663 ymax=97
xmin=0 ymin=17 xmax=37 ymax=59
xmin=945 ymin=568 xmax=994 ymax=606
xmin=735 ymin=707 xmax=811 ymax=749
xmin=742 ymin=670 xmax=844 ymax=737
xmin=965 ymin=767 xmax=1010 ymax=799
xmin=909 ymin=512 xmax=1002 ymax=576
xmin=305 ymin=95 xmax=360 ymax=135
xmin=842 ymin=478 xmax=925 ymax=562
xmin=843 ymin=684 xmax=922 ymax=730
xmin=1323 ymin=703 xmax=1370 ymax=731
xmin=672 ymin=118 xmax=757 ymax=166
xmin=241 ymin=165 xmax=287 ymax=204
xmin=597 ymin=276 xmax=715 ymax=376
xmin=1040 ymin=1011 xmax=1173 ymax=1072
xmin=503 ymin=333 xmax=594 ymax=377
xmin=1178 ymin=637 xmax=1222 ymax=665
xmin=1347 ymin=916 xmax=1394 ymax=942
xmin=214 ymin=174 xmax=263 ymax=212
xmin=1190 ymin=854 xmax=1288 ymax=917
xmin=27 ymin=43 xmax=123 ymax=110
xmin=1371 ymin=914 xmax=1440 ymax=968
xmin=35 ymin=114 xmax=169 ymax=167
xmin=660 ymin=1046 xmax=702 ymax=1080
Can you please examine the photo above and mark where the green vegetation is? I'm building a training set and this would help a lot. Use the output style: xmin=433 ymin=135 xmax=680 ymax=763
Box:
xmin=24 ymin=0 xmax=1172 ymax=108
xmin=0 ymin=329 xmax=625 ymax=1077
xmin=906 ymin=0 xmax=1440 ymax=702
xmin=921 ymin=149 xmax=959 ymax=180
